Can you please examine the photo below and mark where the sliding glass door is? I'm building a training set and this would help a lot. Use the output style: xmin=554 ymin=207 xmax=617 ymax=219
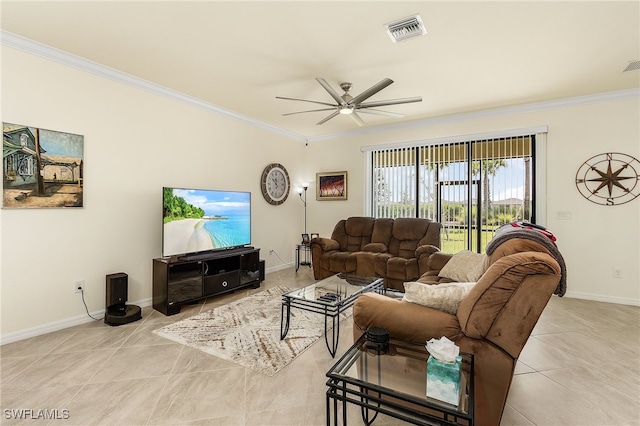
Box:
xmin=369 ymin=135 xmax=536 ymax=253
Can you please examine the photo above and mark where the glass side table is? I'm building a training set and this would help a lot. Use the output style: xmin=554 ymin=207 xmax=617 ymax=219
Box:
xmin=280 ymin=273 xmax=384 ymax=357
xmin=326 ymin=335 xmax=474 ymax=425
xmin=295 ymin=243 xmax=311 ymax=271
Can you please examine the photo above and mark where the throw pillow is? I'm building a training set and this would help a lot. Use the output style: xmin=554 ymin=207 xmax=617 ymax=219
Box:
xmin=403 ymin=281 xmax=476 ymax=315
xmin=438 ymin=250 xmax=486 ymax=282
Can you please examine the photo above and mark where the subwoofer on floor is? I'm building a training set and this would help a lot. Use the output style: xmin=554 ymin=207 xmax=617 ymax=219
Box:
xmin=104 ymin=272 xmax=141 ymax=326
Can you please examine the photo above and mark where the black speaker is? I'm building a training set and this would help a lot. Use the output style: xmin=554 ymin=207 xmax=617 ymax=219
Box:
xmin=104 ymin=272 xmax=141 ymax=326
xmin=106 ymin=272 xmax=128 ymax=308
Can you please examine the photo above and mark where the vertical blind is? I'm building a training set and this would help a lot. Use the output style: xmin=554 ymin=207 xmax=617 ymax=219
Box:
xmin=367 ymin=132 xmax=539 ymax=253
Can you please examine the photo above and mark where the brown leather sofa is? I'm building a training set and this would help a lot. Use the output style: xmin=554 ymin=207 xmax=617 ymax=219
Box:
xmin=352 ymin=237 xmax=563 ymax=426
xmin=310 ymin=216 xmax=441 ymax=291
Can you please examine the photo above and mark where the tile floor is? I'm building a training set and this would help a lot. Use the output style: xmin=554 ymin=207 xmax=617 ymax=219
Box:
xmin=1 ymin=267 xmax=639 ymax=425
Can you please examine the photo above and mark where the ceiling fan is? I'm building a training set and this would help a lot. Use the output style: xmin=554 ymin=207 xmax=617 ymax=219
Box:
xmin=276 ymin=78 xmax=422 ymax=126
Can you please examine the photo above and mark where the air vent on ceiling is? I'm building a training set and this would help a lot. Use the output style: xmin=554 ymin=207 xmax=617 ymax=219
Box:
xmin=623 ymin=60 xmax=640 ymax=73
xmin=386 ymin=14 xmax=427 ymax=43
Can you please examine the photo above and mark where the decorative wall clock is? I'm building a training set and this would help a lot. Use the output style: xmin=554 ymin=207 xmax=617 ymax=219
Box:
xmin=575 ymin=152 xmax=640 ymax=206
xmin=260 ymin=163 xmax=290 ymax=205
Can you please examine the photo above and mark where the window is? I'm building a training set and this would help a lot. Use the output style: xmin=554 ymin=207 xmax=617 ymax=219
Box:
xmin=17 ymin=154 xmax=34 ymax=176
xmin=364 ymin=128 xmax=546 ymax=253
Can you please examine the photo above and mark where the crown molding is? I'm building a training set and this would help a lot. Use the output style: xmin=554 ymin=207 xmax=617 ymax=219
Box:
xmin=307 ymin=88 xmax=640 ymax=143
xmin=1 ymin=30 xmax=308 ymax=144
xmin=3 ymin=30 xmax=637 ymax=146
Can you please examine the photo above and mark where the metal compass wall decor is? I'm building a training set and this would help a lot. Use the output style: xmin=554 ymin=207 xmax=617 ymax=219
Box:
xmin=575 ymin=152 xmax=640 ymax=206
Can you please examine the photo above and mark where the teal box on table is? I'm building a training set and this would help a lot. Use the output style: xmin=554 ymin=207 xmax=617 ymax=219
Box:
xmin=426 ymin=355 xmax=462 ymax=405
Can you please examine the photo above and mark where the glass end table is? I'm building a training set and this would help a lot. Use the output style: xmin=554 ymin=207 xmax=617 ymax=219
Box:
xmin=295 ymin=244 xmax=312 ymax=272
xmin=280 ymin=273 xmax=384 ymax=357
xmin=326 ymin=334 xmax=474 ymax=425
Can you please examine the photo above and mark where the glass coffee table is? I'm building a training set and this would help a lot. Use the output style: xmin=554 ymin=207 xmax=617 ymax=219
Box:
xmin=326 ymin=335 xmax=474 ymax=425
xmin=280 ymin=273 xmax=384 ymax=357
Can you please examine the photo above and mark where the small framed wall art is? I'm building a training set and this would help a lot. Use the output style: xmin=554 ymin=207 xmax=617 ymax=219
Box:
xmin=3 ymin=122 xmax=84 ymax=208
xmin=316 ymin=171 xmax=347 ymax=201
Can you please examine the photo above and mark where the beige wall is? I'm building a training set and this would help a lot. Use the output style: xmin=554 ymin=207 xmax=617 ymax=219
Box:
xmin=2 ymin=44 xmax=639 ymax=343
xmin=0 ymin=47 xmax=307 ymax=340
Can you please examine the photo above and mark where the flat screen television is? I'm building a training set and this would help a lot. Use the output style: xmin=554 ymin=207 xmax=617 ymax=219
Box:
xmin=162 ymin=187 xmax=251 ymax=258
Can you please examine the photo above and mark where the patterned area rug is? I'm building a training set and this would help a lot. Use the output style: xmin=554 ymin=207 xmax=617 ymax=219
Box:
xmin=153 ymin=285 xmax=350 ymax=376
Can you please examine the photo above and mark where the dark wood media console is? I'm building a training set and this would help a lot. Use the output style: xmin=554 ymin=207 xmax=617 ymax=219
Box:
xmin=152 ymin=246 xmax=264 ymax=316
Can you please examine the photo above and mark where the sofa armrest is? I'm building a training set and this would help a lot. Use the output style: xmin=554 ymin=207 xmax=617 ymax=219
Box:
xmin=353 ymin=292 xmax=464 ymax=344
xmin=416 ymin=244 xmax=439 ymax=258
xmin=416 ymin=245 xmax=442 ymax=275
xmin=310 ymin=237 xmax=339 ymax=252
xmin=362 ymin=242 xmax=388 ymax=253
xmin=427 ymin=251 xmax=454 ymax=272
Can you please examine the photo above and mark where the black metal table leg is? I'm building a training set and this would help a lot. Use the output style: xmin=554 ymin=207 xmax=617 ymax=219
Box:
xmin=280 ymin=298 xmax=291 ymax=340
xmin=324 ymin=308 xmax=340 ymax=357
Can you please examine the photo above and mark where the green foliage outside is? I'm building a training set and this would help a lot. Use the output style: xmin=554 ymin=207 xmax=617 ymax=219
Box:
xmin=440 ymin=227 xmax=498 ymax=254
xmin=378 ymin=202 xmax=520 ymax=226
xmin=163 ymin=188 xmax=205 ymax=223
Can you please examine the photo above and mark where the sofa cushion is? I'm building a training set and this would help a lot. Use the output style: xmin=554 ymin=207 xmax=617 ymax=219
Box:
xmin=362 ymin=242 xmax=388 ymax=253
xmin=403 ymin=281 xmax=476 ymax=315
xmin=371 ymin=218 xmax=393 ymax=244
xmin=328 ymin=251 xmax=357 ymax=273
xmin=352 ymin=251 xmax=378 ymax=277
xmin=438 ymin=250 xmax=486 ymax=282
xmin=342 ymin=217 xmax=375 ymax=251
xmin=389 ymin=218 xmax=430 ymax=258
xmin=388 ymin=257 xmax=418 ymax=281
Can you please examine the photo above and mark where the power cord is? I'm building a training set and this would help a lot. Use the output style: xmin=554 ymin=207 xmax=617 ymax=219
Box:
xmin=270 ymin=249 xmax=288 ymax=265
xmin=80 ymin=288 xmax=103 ymax=321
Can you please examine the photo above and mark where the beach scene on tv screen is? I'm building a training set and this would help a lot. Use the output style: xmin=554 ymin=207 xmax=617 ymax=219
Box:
xmin=163 ymin=188 xmax=251 ymax=257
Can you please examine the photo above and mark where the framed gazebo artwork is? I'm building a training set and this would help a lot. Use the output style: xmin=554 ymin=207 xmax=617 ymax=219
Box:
xmin=316 ymin=171 xmax=347 ymax=201
xmin=3 ymin=122 xmax=84 ymax=208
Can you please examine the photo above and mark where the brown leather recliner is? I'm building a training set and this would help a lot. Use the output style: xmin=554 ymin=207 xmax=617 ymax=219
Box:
xmin=352 ymin=238 xmax=563 ymax=426
xmin=310 ymin=216 xmax=441 ymax=290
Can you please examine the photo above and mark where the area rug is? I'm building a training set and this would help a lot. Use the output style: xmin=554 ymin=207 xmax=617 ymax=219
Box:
xmin=153 ymin=285 xmax=350 ymax=376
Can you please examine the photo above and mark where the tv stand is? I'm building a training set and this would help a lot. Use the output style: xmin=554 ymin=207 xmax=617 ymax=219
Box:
xmin=153 ymin=246 xmax=264 ymax=316
xmin=178 ymin=246 xmax=251 ymax=262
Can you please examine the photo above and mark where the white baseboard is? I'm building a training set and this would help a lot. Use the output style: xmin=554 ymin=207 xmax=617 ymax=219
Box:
xmin=265 ymin=262 xmax=295 ymax=274
xmin=0 ymin=297 xmax=152 ymax=346
xmin=1 ymin=267 xmax=297 ymax=345
xmin=562 ymin=291 xmax=640 ymax=307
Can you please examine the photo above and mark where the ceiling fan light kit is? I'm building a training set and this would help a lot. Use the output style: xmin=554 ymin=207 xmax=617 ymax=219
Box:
xmin=277 ymin=77 xmax=422 ymax=126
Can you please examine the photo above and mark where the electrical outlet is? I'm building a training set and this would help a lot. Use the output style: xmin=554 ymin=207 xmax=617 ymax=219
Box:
xmin=556 ymin=210 xmax=573 ymax=220
xmin=612 ymin=269 xmax=623 ymax=279
xmin=74 ymin=280 xmax=84 ymax=293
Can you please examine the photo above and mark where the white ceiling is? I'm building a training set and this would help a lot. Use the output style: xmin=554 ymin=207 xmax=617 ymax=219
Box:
xmin=1 ymin=1 xmax=639 ymax=141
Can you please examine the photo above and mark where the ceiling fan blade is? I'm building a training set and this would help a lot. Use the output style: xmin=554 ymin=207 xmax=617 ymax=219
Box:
xmin=358 ymin=96 xmax=422 ymax=109
xmin=350 ymin=112 xmax=365 ymax=127
xmin=349 ymin=78 xmax=394 ymax=105
xmin=283 ymin=107 xmax=337 ymax=116
xmin=276 ymin=96 xmax=336 ymax=107
xmin=356 ymin=108 xmax=404 ymax=118
xmin=316 ymin=78 xmax=347 ymax=106
xmin=316 ymin=110 xmax=340 ymax=125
